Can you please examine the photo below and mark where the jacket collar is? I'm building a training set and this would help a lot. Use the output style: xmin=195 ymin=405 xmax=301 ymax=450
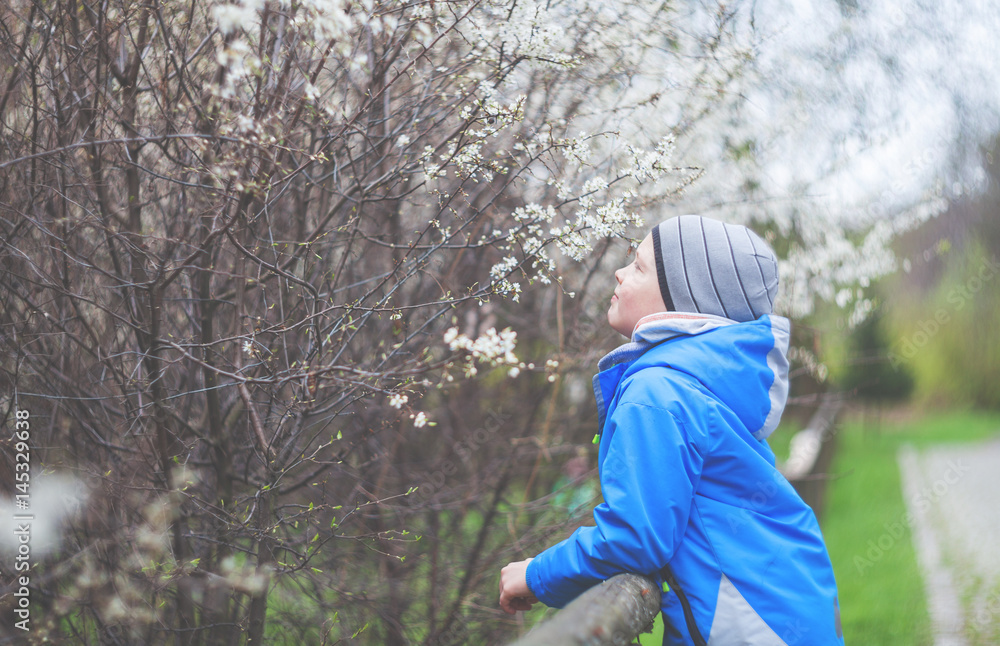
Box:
xmin=598 ymin=312 xmax=739 ymax=372
xmin=592 ymin=312 xmax=790 ymax=442
xmin=593 ymin=312 xmax=739 ymax=431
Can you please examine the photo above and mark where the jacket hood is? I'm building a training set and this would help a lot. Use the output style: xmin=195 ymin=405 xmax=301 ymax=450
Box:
xmin=593 ymin=312 xmax=790 ymax=440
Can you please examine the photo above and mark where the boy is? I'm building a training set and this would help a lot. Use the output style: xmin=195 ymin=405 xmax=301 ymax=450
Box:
xmin=499 ymin=215 xmax=843 ymax=645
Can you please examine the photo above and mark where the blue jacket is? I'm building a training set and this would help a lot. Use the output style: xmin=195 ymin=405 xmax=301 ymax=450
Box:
xmin=525 ymin=313 xmax=843 ymax=645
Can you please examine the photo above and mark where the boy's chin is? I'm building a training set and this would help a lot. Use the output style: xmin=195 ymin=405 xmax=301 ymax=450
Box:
xmin=606 ymin=313 xmax=632 ymax=339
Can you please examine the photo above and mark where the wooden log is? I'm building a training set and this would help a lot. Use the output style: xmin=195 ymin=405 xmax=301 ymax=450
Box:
xmin=780 ymin=392 xmax=844 ymax=518
xmin=781 ymin=393 xmax=842 ymax=480
xmin=507 ymin=573 xmax=661 ymax=646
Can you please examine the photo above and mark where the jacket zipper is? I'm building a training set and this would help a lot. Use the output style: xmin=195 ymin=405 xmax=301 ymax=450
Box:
xmin=661 ymin=566 xmax=707 ymax=646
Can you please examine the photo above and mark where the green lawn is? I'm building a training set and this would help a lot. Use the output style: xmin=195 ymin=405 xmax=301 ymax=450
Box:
xmin=821 ymin=407 xmax=1000 ymax=645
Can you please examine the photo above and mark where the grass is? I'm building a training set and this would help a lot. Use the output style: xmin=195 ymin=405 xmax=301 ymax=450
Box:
xmin=821 ymin=406 xmax=1000 ymax=645
xmin=822 ymin=414 xmax=932 ymax=644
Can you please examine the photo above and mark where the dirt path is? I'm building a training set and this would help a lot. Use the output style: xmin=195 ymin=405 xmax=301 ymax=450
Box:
xmin=898 ymin=437 xmax=1000 ymax=646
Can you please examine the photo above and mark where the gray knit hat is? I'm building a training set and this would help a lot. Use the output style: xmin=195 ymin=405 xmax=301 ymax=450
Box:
xmin=651 ymin=215 xmax=778 ymax=322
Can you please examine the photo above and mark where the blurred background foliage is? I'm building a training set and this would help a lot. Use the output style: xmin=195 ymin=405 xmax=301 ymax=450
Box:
xmin=826 ymin=138 xmax=1000 ymax=410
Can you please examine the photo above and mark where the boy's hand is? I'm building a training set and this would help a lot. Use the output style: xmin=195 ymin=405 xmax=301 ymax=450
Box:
xmin=499 ymin=559 xmax=538 ymax=615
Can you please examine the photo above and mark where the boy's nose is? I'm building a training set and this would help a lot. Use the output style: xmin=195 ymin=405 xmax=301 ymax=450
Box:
xmin=614 ymin=267 xmax=624 ymax=284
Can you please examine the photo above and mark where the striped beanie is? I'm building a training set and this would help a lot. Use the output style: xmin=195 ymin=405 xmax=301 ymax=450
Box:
xmin=651 ymin=215 xmax=779 ymax=322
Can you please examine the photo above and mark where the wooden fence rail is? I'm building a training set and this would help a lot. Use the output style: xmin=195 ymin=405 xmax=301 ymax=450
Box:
xmin=506 ymin=573 xmax=661 ymax=646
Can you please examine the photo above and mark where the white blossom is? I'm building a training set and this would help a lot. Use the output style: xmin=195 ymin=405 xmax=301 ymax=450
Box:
xmin=235 ymin=115 xmax=257 ymax=134
xmin=489 ymin=256 xmax=518 ymax=282
xmin=214 ymin=39 xmax=259 ymax=100
xmin=445 ymin=327 xmax=520 ymax=369
xmin=470 ymin=0 xmax=573 ymax=68
xmin=213 ymin=3 xmax=254 ymax=36
xmin=626 ymin=136 xmax=676 ymax=181
xmin=303 ymin=82 xmax=320 ymax=102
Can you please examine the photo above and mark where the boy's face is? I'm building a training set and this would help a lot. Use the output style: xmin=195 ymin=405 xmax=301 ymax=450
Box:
xmin=607 ymin=233 xmax=668 ymax=338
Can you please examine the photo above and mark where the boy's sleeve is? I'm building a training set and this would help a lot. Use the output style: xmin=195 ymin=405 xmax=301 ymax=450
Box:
xmin=525 ymin=402 xmax=705 ymax=608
